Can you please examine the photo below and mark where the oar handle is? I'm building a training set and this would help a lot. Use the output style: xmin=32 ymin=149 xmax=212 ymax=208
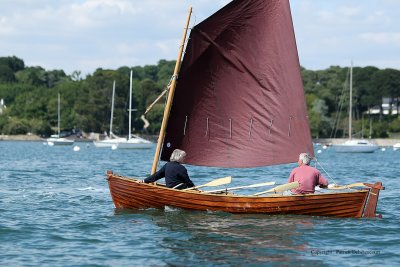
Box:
xmin=205 ymin=182 xmax=276 ymax=193
xmin=184 ymin=176 xmax=232 ymax=191
xmin=253 ymin=181 xmax=299 ymax=196
xmin=185 ymin=185 xmax=204 ymax=191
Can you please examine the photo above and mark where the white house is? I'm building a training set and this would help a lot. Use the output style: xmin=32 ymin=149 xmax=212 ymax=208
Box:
xmin=368 ymin=97 xmax=399 ymax=115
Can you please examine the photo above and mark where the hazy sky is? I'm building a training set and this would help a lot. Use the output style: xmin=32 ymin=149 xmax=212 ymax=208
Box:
xmin=1 ymin=0 xmax=399 ymax=76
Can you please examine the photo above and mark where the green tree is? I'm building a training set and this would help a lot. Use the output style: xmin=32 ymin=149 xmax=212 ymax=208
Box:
xmin=0 ymin=65 xmax=15 ymax=83
xmin=15 ymin=67 xmax=47 ymax=86
xmin=2 ymin=117 xmax=29 ymax=134
xmin=0 ymin=55 xmax=25 ymax=83
xmin=156 ymin=60 xmax=175 ymax=87
xmin=0 ymin=56 xmax=25 ymax=72
xmin=306 ymin=95 xmax=331 ymax=138
xmin=353 ymin=66 xmax=379 ymax=116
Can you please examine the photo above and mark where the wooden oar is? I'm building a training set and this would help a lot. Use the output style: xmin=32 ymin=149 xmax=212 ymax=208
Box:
xmin=184 ymin=176 xmax=232 ymax=191
xmin=253 ymin=181 xmax=299 ymax=196
xmin=205 ymin=181 xmax=276 ymax=193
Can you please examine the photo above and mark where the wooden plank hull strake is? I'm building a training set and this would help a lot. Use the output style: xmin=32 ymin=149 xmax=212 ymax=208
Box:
xmin=107 ymin=171 xmax=383 ymax=218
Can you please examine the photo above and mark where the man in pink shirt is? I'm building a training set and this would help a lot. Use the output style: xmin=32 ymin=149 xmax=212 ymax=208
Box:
xmin=288 ymin=153 xmax=328 ymax=194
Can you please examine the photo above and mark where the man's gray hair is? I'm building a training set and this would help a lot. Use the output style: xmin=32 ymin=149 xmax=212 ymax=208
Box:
xmin=299 ymin=153 xmax=311 ymax=165
xmin=170 ymin=149 xmax=186 ymax=163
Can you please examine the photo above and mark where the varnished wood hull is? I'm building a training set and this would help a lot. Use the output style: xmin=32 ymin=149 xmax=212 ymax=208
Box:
xmin=107 ymin=172 xmax=383 ymax=218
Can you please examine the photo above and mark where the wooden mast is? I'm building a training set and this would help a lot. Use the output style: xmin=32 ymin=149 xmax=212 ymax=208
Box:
xmin=151 ymin=7 xmax=192 ymax=174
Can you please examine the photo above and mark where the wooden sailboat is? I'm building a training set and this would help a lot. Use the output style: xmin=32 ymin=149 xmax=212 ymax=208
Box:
xmin=107 ymin=0 xmax=384 ymax=218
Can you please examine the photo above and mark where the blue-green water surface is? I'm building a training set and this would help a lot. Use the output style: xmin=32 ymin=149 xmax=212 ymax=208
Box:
xmin=0 ymin=141 xmax=399 ymax=266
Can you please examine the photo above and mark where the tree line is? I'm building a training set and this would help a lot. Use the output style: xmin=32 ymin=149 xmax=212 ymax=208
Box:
xmin=0 ymin=56 xmax=399 ymax=138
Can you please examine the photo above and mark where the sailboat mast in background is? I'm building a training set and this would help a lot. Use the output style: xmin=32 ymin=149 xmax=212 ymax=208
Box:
xmin=110 ymin=80 xmax=115 ymax=136
xmin=332 ymin=62 xmax=378 ymax=153
xmin=57 ymin=93 xmax=61 ymax=137
xmin=128 ymin=70 xmax=133 ymax=141
xmin=349 ymin=62 xmax=353 ymax=140
xmin=46 ymin=93 xmax=74 ymax=146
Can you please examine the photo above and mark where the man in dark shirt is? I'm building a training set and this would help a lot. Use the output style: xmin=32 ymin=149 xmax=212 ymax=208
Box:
xmin=143 ymin=149 xmax=195 ymax=189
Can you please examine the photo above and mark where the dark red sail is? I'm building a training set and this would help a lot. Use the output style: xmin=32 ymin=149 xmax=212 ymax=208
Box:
xmin=161 ymin=0 xmax=313 ymax=168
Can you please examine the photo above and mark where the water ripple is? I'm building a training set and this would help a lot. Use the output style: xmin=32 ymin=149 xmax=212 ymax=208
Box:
xmin=0 ymin=141 xmax=399 ymax=266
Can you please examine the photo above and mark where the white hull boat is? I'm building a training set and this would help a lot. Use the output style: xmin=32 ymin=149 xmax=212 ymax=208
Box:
xmin=393 ymin=143 xmax=400 ymax=151
xmin=93 ymin=137 xmax=127 ymax=148
xmin=115 ymin=136 xmax=153 ymax=149
xmin=333 ymin=139 xmax=379 ymax=153
xmin=47 ymin=136 xmax=74 ymax=146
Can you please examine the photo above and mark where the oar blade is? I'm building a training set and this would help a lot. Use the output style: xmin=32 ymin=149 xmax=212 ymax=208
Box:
xmin=253 ymin=181 xmax=299 ymax=196
xmin=203 ymin=176 xmax=232 ymax=187
xmin=185 ymin=176 xmax=232 ymax=190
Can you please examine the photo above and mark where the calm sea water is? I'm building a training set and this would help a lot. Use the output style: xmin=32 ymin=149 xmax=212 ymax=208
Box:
xmin=0 ymin=141 xmax=399 ymax=266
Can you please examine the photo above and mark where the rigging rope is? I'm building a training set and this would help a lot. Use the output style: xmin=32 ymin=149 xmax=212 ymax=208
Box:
xmin=144 ymin=74 xmax=176 ymax=115
xmin=330 ymin=67 xmax=350 ymax=138
xmin=313 ymin=157 xmax=338 ymax=185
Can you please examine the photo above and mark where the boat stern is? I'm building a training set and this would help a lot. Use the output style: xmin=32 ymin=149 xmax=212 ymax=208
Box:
xmin=362 ymin=182 xmax=385 ymax=218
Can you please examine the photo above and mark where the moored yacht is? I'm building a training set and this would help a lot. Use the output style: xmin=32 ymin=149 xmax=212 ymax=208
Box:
xmin=333 ymin=139 xmax=379 ymax=153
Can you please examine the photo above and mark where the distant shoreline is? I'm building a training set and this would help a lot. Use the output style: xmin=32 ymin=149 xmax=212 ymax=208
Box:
xmin=1 ymin=134 xmax=398 ymax=146
xmin=0 ymin=134 xmax=91 ymax=142
xmin=0 ymin=134 xmax=44 ymax=141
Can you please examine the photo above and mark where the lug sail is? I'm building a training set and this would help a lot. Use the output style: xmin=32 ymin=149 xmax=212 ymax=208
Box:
xmin=161 ymin=0 xmax=313 ymax=168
